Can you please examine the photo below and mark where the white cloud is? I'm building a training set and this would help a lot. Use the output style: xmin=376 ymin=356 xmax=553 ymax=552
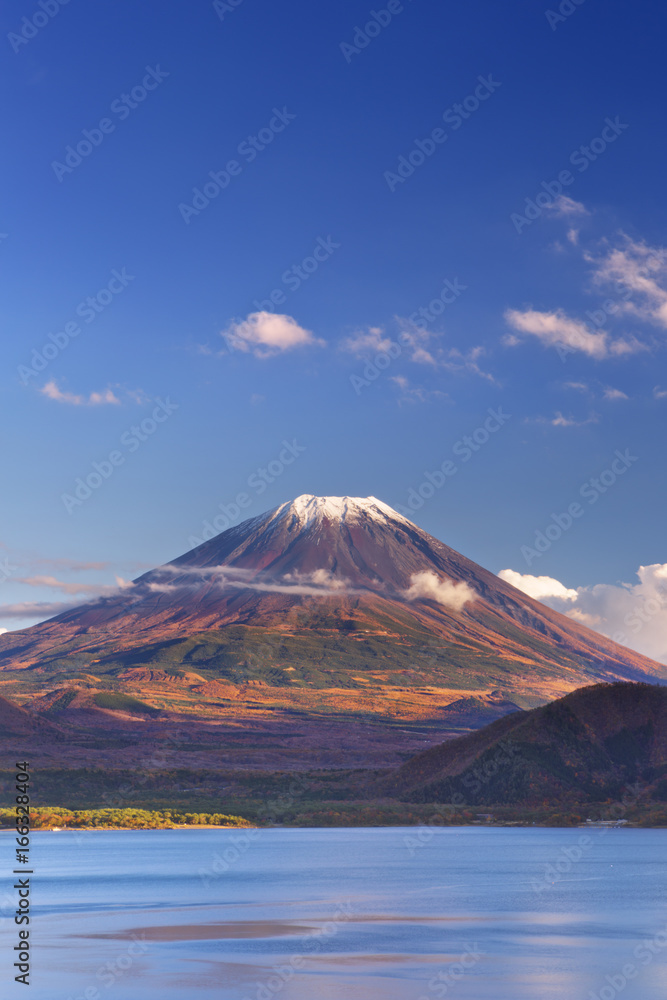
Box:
xmin=504 ymin=308 xmax=610 ymax=358
xmin=602 ymin=386 xmax=629 ymax=401
xmin=389 ymin=376 xmax=446 ymax=404
xmin=653 ymin=386 xmax=667 ymax=400
xmin=341 ymin=326 xmax=395 ymax=357
xmin=0 ymin=627 xmax=7 ymax=635
xmin=567 ymin=228 xmax=580 ymax=245
xmin=442 ymin=345 xmax=496 ymax=383
xmin=39 ymin=381 xmax=121 ymax=406
xmin=151 ymin=563 xmax=361 ymax=598
xmin=403 ymin=571 xmax=475 ymax=611
xmin=341 ymin=321 xmax=495 ymax=383
xmin=340 ymin=322 xmax=437 ymax=366
xmin=546 ymin=195 xmax=590 ymax=217
xmin=498 ymin=569 xmax=578 ymax=601
xmin=563 ymin=381 xmax=589 ymax=392
xmin=398 ymin=326 xmax=438 ymax=367
xmin=549 ymin=411 xmax=598 ymax=427
xmin=499 ymin=564 xmax=667 ymax=664
xmin=0 ymin=601 xmax=79 ymax=620
xmin=504 ymin=307 xmax=644 ymax=360
xmin=588 ymin=235 xmax=667 ymax=329
xmin=222 ymin=311 xmax=324 ymax=359
xmin=387 ymin=321 xmax=439 ymax=367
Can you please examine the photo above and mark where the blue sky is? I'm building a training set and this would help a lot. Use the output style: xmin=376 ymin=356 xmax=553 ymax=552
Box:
xmin=2 ymin=0 xmax=667 ymax=659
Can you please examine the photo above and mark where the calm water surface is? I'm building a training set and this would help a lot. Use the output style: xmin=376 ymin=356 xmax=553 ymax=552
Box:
xmin=1 ymin=827 xmax=666 ymax=998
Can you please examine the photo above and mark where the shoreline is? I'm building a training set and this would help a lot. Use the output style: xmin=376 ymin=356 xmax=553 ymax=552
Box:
xmin=2 ymin=821 xmax=665 ymax=832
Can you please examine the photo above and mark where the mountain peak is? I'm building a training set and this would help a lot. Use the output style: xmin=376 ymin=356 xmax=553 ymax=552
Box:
xmin=272 ymin=494 xmax=409 ymax=529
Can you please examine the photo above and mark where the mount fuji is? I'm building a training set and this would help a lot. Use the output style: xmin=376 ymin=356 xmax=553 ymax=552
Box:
xmin=1 ymin=495 xmax=664 ymax=711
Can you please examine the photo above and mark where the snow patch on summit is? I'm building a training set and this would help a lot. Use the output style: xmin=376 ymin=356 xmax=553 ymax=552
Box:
xmin=275 ymin=494 xmax=413 ymax=529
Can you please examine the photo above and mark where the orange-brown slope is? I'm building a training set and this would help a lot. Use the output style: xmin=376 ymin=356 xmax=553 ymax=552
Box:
xmin=0 ymin=496 xmax=664 ymax=702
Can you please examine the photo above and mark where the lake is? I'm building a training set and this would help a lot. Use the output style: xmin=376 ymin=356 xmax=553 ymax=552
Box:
xmin=2 ymin=827 xmax=666 ymax=998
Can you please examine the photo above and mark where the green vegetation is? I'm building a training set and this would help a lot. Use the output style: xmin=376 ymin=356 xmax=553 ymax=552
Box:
xmin=2 ymin=614 xmax=574 ymax=694
xmin=44 ymin=688 xmax=79 ymax=714
xmin=93 ymin=691 xmax=161 ymax=715
xmin=0 ymin=765 xmax=665 ymax=827
xmin=0 ymin=807 xmax=251 ymax=830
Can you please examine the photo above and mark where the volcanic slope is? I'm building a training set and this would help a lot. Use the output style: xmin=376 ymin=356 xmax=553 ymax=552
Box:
xmin=1 ymin=496 xmax=665 ymax=716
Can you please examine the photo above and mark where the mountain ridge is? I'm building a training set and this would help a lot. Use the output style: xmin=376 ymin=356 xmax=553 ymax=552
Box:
xmin=384 ymin=681 xmax=667 ymax=807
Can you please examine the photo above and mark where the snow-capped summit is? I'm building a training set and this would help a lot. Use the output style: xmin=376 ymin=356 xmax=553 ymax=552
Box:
xmin=271 ymin=494 xmax=410 ymax=529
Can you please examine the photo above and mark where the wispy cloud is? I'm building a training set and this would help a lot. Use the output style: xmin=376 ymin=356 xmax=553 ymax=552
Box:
xmin=38 ymin=380 xmax=121 ymax=406
xmin=150 ymin=563 xmax=362 ymax=598
xmin=0 ymin=601 xmax=82 ymax=620
xmin=504 ymin=307 xmax=640 ymax=359
xmin=602 ymin=385 xmax=629 ymax=401
xmin=442 ymin=345 xmax=497 ymax=383
xmin=587 ymin=235 xmax=667 ymax=329
xmin=222 ymin=311 xmax=325 ymax=359
xmin=546 ymin=195 xmax=590 ymax=218
xmin=340 ymin=326 xmax=396 ymax=358
xmin=551 ymin=411 xmax=598 ymax=427
xmin=389 ymin=376 xmax=446 ymax=404
xmin=16 ymin=575 xmax=132 ymax=597
xmin=342 ymin=322 xmax=439 ymax=367
xmin=504 ymin=308 xmax=607 ymax=358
